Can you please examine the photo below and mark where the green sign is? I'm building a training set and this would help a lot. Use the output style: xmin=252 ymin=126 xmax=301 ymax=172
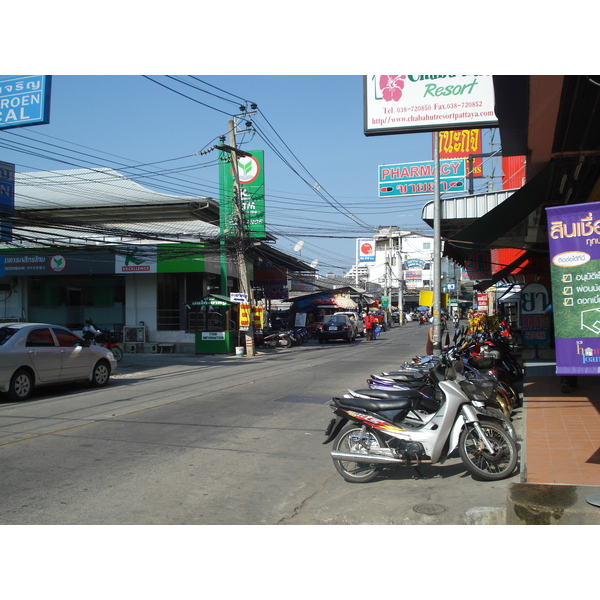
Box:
xmin=219 ymin=149 xmax=266 ymax=239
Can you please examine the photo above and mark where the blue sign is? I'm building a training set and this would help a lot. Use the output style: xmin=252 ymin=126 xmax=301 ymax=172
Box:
xmin=378 ymin=158 xmax=466 ymax=198
xmin=0 ymin=162 xmax=15 ymax=242
xmin=0 ymin=75 xmax=52 ymax=129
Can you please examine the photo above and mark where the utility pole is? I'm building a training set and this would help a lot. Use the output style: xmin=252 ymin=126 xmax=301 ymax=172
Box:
xmin=432 ymin=132 xmax=442 ymax=354
xmin=224 ymin=119 xmax=256 ymax=356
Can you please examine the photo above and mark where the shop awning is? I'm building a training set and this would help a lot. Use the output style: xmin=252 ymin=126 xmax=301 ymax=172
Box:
xmin=443 ymin=161 xmax=556 ymax=265
xmin=334 ymin=295 xmax=357 ymax=309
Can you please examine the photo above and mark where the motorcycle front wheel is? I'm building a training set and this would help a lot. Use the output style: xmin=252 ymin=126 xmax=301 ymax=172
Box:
xmin=458 ymin=420 xmax=518 ymax=481
xmin=332 ymin=424 xmax=384 ymax=483
xmin=110 ymin=346 xmax=123 ymax=362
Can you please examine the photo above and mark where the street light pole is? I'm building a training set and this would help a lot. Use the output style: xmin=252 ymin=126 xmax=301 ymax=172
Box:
xmin=433 ymin=131 xmax=442 ymax=354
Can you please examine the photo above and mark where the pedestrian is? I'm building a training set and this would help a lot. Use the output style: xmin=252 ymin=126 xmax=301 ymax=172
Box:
xmin=426 ymin=326 xmax=434 ymax=356
xmin=364 ymin=312 xmax=376 ymax=340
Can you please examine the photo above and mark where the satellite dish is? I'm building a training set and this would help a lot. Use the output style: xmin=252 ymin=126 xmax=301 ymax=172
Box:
xmin=310 ymin=259 xmax=319 ymax=268
xmin=293 ymin=240 xmax=305 ymax=253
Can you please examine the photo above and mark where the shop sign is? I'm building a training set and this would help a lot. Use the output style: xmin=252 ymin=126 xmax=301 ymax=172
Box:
xmin=358 ymin=239 xmax=375 ymax=262
xmin=0 ymin=161 xmax=14 ymax=242
xmin=239 ymin=302 xmax=251 ymax=330
xmin=0 ymin=76 xmax=52 ymax=130
xmin=461 ymin=251 xmax=491 ymax=280
xmin=219 ymin=149 xmax=266 ymax=239
xmin=519 ymin=283 xmax=550 ymax=348
xmin=477 ymin=293 xmax=489 ymax=310
xmin=0 ymin=250 xmax=115 ymax=276
xmin=378 ymin=158 xmax=466 ymax=198
xmin=547 ymin=201 xmax=600 ymax=374
xmin=437 ymin=129 xmax=483 ymax=177
xmin=404 ymin=258 xmax=426 ymax=268
xmin=201 ymin=332 xmax=225 ymax=341
xmin=364 ymin=75 xmax=497 ymax=136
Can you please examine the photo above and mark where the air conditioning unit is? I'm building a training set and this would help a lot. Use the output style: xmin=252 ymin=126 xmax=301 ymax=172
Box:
xmin=124 ymin=326 xmax=145 ymax=343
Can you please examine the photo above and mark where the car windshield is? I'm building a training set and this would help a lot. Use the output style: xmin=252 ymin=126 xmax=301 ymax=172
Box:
xmin=0 ymin=326 xmax=18 ymax=346
xmin=324 ymin=316 xmax=347 ymax=325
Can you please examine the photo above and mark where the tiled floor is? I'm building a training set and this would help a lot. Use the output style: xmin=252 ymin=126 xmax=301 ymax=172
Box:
xmin=523 ymin=375 xmax=600 ymax=485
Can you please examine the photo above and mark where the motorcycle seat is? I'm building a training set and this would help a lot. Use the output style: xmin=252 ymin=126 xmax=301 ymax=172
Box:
xmin=337 ymin=389 xmax=422 ymax=412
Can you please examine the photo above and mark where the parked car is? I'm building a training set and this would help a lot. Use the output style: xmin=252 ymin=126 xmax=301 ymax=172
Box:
xmin=316 ymin=314 xmax=357 ymax=343
xmin=334 ymin=311 xmax=365 ymax=337
xmin=0 ymin=323 xmax=118 ymax=402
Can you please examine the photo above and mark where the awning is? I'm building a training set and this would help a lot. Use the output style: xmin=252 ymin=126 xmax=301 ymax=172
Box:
xmin=443 ymin=161 xmax=556 ymax=265
xmin=334 ymin=295 xmax=357 ymax=309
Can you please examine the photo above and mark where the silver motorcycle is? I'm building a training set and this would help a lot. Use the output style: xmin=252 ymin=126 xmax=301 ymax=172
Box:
xmin=323 ymin=343 xmax=519 ymax=483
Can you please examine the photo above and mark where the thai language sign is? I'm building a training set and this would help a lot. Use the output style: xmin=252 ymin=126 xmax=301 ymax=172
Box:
xmin=364 ymin=75 xmax=497 ymax=136
xmin=0 ymin=161 xmax=15 ymax=241
xmin=379 ymin=158 xmax=466 ymax=197
xmin=547 ymin=201 xmax=600 ymax=374
xmin=520 ymin=283 xmax=550 ymax=347
xmin=219 ymin=149 xmax=266 ymax=239
xmin=437 ymin=129 xmax=482 ymax=177
xmin=0 ymin=75 xmax=52 ymax=129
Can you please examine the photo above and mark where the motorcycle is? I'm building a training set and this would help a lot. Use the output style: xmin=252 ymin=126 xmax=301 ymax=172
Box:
xmin=96 ymin=330 xmax=123 ymax=361
xmin=323 ymin=343 xmax=519 ymax=483
xmin=263 ymin=329 xmax=293 ymax=349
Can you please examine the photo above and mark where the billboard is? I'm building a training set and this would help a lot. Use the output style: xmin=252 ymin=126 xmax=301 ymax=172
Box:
xmin=547 ymin=201 xmax=600 ymax=375
xmin=364 ymin=75 xmax=497 ymax=136
xmin=219 ymin=150 xmax=266 ymax=239
xmin=379 ymin=158 xmax=466 ymax=197
xmin=0 ymin=76 xmax=52 ymax=129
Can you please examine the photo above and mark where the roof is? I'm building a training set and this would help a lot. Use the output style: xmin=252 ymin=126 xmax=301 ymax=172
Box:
xmin=13 ymin=168 xmax=221 ymax=229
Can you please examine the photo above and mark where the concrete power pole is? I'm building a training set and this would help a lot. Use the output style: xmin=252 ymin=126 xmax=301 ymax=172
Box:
xmin=227 ymin=119 xmax=256 ymax=356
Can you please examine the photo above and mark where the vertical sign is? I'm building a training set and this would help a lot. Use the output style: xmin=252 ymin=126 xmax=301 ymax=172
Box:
xmin=437 ymin=129 xmax=483 ymax=177
xmin=519 ymin=283 xmax=550 ymax=347
xmin=239 ymin=302 xmax=251 ymax=330
xmin=0 ymin=162 xmax=15 ymax=242
xmin=547 ymin=201 xmax=600 ymax=374
xmin=0 ymin=76 xmax=52 ymax=129
xmin=219 ymin=150 xmax=266 ymax=239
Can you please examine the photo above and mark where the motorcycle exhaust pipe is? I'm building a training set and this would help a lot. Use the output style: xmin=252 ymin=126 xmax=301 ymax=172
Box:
xmin=330 ymin=451 xmax=405 ymax=465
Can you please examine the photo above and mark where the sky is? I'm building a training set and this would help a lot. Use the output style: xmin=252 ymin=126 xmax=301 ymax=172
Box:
xmin=0 ymin=74 xmax=502 ymax=275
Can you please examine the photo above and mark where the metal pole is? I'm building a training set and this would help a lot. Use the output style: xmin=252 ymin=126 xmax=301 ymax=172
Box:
xmin=433 ymin=132 xmax=442 ymax=353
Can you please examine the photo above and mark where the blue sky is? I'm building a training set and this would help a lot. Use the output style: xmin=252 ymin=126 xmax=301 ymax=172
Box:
xmin=0 ymin=74 xmax=450 ymax=273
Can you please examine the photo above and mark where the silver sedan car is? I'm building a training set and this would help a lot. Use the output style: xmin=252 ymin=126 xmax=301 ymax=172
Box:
xmin=0 ymin=322 xmax=117 ymax=401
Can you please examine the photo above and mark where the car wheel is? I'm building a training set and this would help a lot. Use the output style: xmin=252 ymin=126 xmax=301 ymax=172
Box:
xmin=8 ymin=368 xmax=34 ymax=401
xmin=91 ymin=360 xmax=111 ymax=387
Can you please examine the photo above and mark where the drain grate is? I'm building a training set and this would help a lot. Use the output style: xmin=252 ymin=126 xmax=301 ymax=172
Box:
xmin=275 ymin=394 xmax=328 ymax=404
xmin=413 ymin=504 xmax=447 ymax=515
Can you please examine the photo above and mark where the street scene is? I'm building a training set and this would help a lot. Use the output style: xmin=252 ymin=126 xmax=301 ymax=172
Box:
xmin=1 ymin=66 xmax=598 ymax=597
xmin=0 ymin=321 xmax=523 ymax=525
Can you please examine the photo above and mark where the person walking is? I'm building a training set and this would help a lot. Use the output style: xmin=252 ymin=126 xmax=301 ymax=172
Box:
xmin=364 ymin=312 xmax=376 ymax=340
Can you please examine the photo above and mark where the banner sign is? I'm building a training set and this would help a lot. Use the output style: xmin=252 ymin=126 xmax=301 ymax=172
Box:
xmin=239 ymin=302 xmax=251 ymax=330
xmin=379 ymin=158 xmax=466 ymax=197
xmin=437 ymin=129 xmax=483 ymax=177
xmin=520 ymin=282 xmax=550 ymax=347
xmin=0 ymin=75 xmax=52 ymax=129
xmin=358 ymin=239 xmax=375 ymax=262
xmin=220 ymin=149 xmax=266 ymax=239
xmin=461 ymin=251 xmax=491 ymax=280
xmin=0 ymin=161 xmax=15 ymax=241
xmin=547 ymin=201 xmax=600 ymax=374
xmin=364 ymin=75 xmax=497 ymax=136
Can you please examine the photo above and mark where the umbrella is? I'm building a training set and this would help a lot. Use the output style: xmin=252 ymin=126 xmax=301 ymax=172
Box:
xmin=416 ymin=305 xmax=431 ymax=312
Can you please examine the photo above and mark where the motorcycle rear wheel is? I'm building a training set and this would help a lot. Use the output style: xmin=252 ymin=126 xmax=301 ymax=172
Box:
xmin=458 ymin=420 xmax=518 ymax=481
xmin=332 ymin=424 xmax=384 ymax=483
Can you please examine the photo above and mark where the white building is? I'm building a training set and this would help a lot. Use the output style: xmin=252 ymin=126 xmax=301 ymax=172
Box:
xmin=354 ymin=227 xmax=456 ymax=309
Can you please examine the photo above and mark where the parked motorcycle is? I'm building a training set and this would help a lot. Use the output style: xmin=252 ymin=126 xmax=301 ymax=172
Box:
xmin=263 ymin=329 xmax=293 ymax=349
xmin=324 ymin=342 xmax=519 ymax=483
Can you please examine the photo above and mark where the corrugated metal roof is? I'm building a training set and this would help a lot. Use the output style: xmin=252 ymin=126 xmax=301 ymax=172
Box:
xmin=15 ymin=168 xmax=214 ymax=209
xmin=421 ymin=189 xmax=519 ymax=221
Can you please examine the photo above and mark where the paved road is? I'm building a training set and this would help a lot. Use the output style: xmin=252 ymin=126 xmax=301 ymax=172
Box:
xmin=0 ymin=322 xmax=522 ymax=525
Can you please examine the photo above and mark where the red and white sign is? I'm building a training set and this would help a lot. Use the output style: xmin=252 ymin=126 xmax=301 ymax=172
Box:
xmin=358 ymin=239 xmax=375 ymax=262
